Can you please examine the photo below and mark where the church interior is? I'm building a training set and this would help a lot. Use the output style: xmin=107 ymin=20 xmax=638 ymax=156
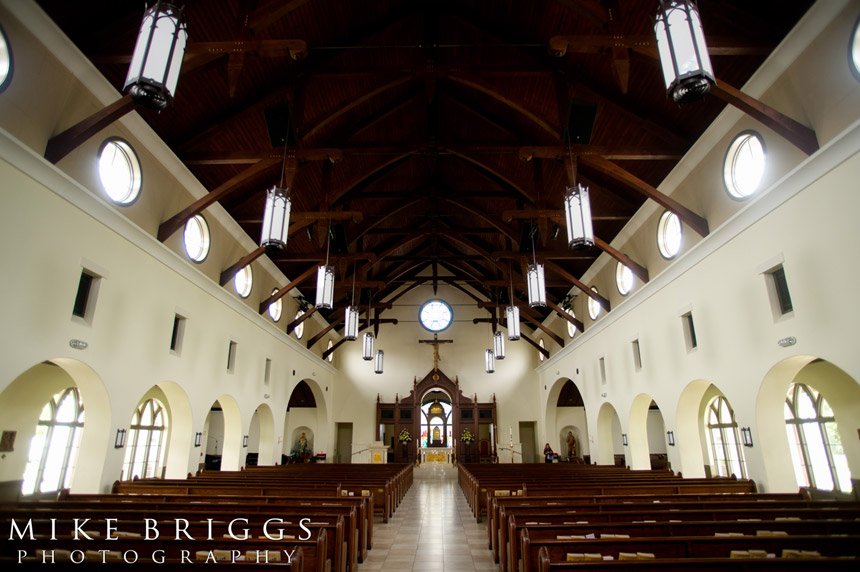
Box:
xmin=1 ymin=0 xmax=860 ymax=568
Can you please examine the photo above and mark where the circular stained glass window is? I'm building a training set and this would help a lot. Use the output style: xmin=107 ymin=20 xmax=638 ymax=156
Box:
xmin=419 ymin=299 xmax=453 ymax=332
xmin=294 ymin=310 xmax=305 ymax=339
xmin=234 ymin=265 xmax=253 ymax=298
xmin=268 ymin=288 xmax=282 ymax=322
xmin=183 ymin=214 xmax=210 ymax=262
xmin=587 ymin=286 xmax=601 ymax=320
xmin=724 ymin=131 xmax=766 ymax=199
xmin=98 ymin=138 xmax=141 ymax=205
xmin=0 ymin=24 xmax=12 ymax=92
xmin=616 ymin=262 xmax=633 ymax=296
xmin=657 ymin=210 xmax=682 ymax=259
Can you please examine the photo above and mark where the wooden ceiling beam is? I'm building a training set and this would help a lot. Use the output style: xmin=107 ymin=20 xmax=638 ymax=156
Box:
xmin=267 ymin=252 xmax=376 ymax=262
xmin=287 ymin=306 xmax=317 ymax=334
xmin=258 ymin=264 xmax=318 ymax=315
xmin=546 ymin=299 xmax=584 ymax=334
xmin=220 ymin=246 xmax=266 ymax=286
xmin=330 ymin=150 xmax=416 ymax=205
xmin=581 ymin=155 xmax=709 ymax=237
xmin=519 ymin=145 xmax=683 ymax=162
xmin=480 ymin=300 xmax=565 ymax=349
xmin=438 ymin=197 xmax=520 ymax=245
xmin=183 ymin=148 xmax=342 ymax=165
xmin=349 ymin=197 xmax=425 ymax=246
xmin=594 ymin=236 xmax=649 ymax=283
xmin=550 ymin=35 xmax=772 ymax=58
xmin=492 ymin=249 xmax=595 ymax=260
xmin=301 ymin=76 xmax=414 ymax=141
xmin=44 ymin=95 xmax=137 ymax=164
xmin=444 ymin=148 xmax=535 ymax=203
xmin=248 ymin=0 xmax=313 ymax=32
xmin=446 ymin=74 xmax=561 ymax=141
xmin=542 ymin=258 xmax=611 ymax=312
xmin=501 ymin=209 xmax=630 ymax=223
xmin=157 ymin=157 xmax=284 ymax=242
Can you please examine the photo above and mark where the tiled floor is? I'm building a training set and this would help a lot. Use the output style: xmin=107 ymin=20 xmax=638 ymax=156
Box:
xmin=359 ymin=463 xmax=497 ymax=571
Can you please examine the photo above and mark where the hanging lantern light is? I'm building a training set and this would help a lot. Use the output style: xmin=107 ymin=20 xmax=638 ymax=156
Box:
xmin=315 ymin=265 xmax=334 ymax=309
xmin=362 ymin=332 xmax=374 ymax=361
xmin=506 ymin=305 xmax=521 ymax=341
xmin=485 ymin=349 xmax=495 ymax=374
xmin=344 ymin=305 xmax=359 ymax=341
xmin=374 ymin=349 xmax=384 ymax=374
xmin=124 ymin=2 xmax=188 ymax=110
xmin=564 ymin=183 xmax=594 ymax=249
xmin=260 ymin=186 xmax=291 ymax=249
xmin=654 ymin=0 xmax=714 ymax=103
xmin=493 ymin=331 xmax=506 ymax=360
xmin=527 ymin=263 xmax=546 ymax=307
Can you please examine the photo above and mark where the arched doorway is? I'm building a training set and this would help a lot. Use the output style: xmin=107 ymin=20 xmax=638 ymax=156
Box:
xmin=548 ymin=378 xmax=589 ymax=463
xmin=201 ymin=395 xmax=242 ymax=471
xmin=757 ymin=357 xmax=860 ymax=493
xmin=595 ymin=402 xmax=624 ymax=466
xmin=420 ymin=389 xmax=453 ymax=448
xmin=247 ymin=403 xmax=274 ymax=466
xmin=0 ymin=359 xmax=110 ymax=495
xmin=628 ymin=395 xmax=668 ymax=470
xmin=282 ymin=379 xmax=328 ymax=464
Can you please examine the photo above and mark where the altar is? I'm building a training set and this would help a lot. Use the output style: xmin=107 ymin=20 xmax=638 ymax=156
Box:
xmin=420 ymin=447 xmax=453 ymax=464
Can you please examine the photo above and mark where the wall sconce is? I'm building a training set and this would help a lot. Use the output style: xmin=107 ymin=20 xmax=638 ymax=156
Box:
xmin=741 ymin=427 xmax=753 ymax=447
xmin=114 ymin=429 xmax=126 ymax=449
xmin=666 ymin=430 xmax=675 ymax=446
xmin=621 ymin=433 xmax=628 ymax=446
xmin=243 ymin=435 xmax=249 ymax=448
xmin=194 ymin=432 xmax=202 ymax=447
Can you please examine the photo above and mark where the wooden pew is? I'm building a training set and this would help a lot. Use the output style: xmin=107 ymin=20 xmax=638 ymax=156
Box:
xmin=536 ymin=546 xmax=858 ymax=571
xmin=522 ymin=530 xmax=860 ymax=572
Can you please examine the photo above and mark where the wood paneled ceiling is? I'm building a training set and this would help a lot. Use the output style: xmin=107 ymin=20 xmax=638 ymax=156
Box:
xmin=37 ymin=0 xmax=815 ymax=343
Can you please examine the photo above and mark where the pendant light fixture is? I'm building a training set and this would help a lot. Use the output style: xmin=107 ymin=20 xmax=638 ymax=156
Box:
xmin=124 ymin=2 xmax=188 ymax=110
xmin=485 ymin=349 xmax=495 ymax=373
xmin=374 ymin=349 xmax=384 ymax=374
xmin=493 ymin=331 xmax=506 ymax=360
xmin=526 ymin=224 xmax=546 ymax=307
xmin=655 ymin=0 xmax=714 ymax=103
xmin=362 ymin=332 xmax=374 ymax=360
xmin=344 ymin=262 xmax=359 ymax=340
xmin=260 ymin=115 xmax=292 ymax=249
xmin=315 ymin=220 xmax=334 ymax=309
xmin=506 ymin=265 xmax=521 ymax=340
xmin=564 ymin=183 xmax=594 ymax=249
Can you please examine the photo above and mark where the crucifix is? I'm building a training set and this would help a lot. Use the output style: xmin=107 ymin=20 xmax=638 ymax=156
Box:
xmin=418 ymin=333 xmax=453 ymax=370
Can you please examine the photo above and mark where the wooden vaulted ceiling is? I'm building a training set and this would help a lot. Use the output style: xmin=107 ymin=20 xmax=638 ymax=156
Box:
xmin=37 ymin=0 xmax=815 ymax=345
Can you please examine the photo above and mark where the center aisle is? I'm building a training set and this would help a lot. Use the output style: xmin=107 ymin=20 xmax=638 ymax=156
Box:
xmin=358 ymin=463 xmax=497 ymax=572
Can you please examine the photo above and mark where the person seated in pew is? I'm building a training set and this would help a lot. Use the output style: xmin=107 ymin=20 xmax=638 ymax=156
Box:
xmin=544 ymin=444 xmax=555 ymax=464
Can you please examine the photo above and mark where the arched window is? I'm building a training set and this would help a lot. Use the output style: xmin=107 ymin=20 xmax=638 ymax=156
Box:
xmin=121 ymin=398 xmax=169 ymax=480
xmin=705 ymin=396 xmax=746 ymax=478
xmin=784 ymin=383 xmax=851 ymax=492
xmin=21 ymin=388 xmax=85 ymax=495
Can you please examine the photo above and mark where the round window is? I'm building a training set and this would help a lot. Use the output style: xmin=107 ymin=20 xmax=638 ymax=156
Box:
xmin=294 ymin=310 xmax=305 ymax=339
xmin=234 ymin=265 xmax=253 ymax=298
xmin=538 ymin=338 xmax=545 ymax=361
xmin=616 ymin=262 xmax=634 ymax=296
xmin=0 ymin=24 xmax=13 ymax=92
xmin=587 ymin=286 xmax=601 ymax=320
xmin=419 ymin=299 xmax=453 ymax=332
xmin=326 ymin=339 xmax=334 ymax=362
xmin=724 ymin=131 xmax=766 ymax=199
xmin=657 ymin=210 xmax=682 ymax=259
xmin=566 ymin=308 xmax=577 ymax=338
xmin=183 ymin=214 xmax=210 ymax=262
xmin=98 ymin=139 xmax=142 ymax=205
xmin=268 ymin=288 xmax=282 ymax=322
xmin=850 ymin=15 xmax=860 ymax=81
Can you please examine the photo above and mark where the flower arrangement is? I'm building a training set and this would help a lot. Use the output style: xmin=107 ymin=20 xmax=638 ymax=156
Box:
xmin=398 ymin=428 xmax=412 ymax=443
xmin=460 ymin=428 xmax=474 ymax=443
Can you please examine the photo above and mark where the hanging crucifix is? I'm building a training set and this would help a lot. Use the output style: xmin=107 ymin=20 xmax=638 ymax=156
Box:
xmin=418 ymin=333 xmax=453 ymax=371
